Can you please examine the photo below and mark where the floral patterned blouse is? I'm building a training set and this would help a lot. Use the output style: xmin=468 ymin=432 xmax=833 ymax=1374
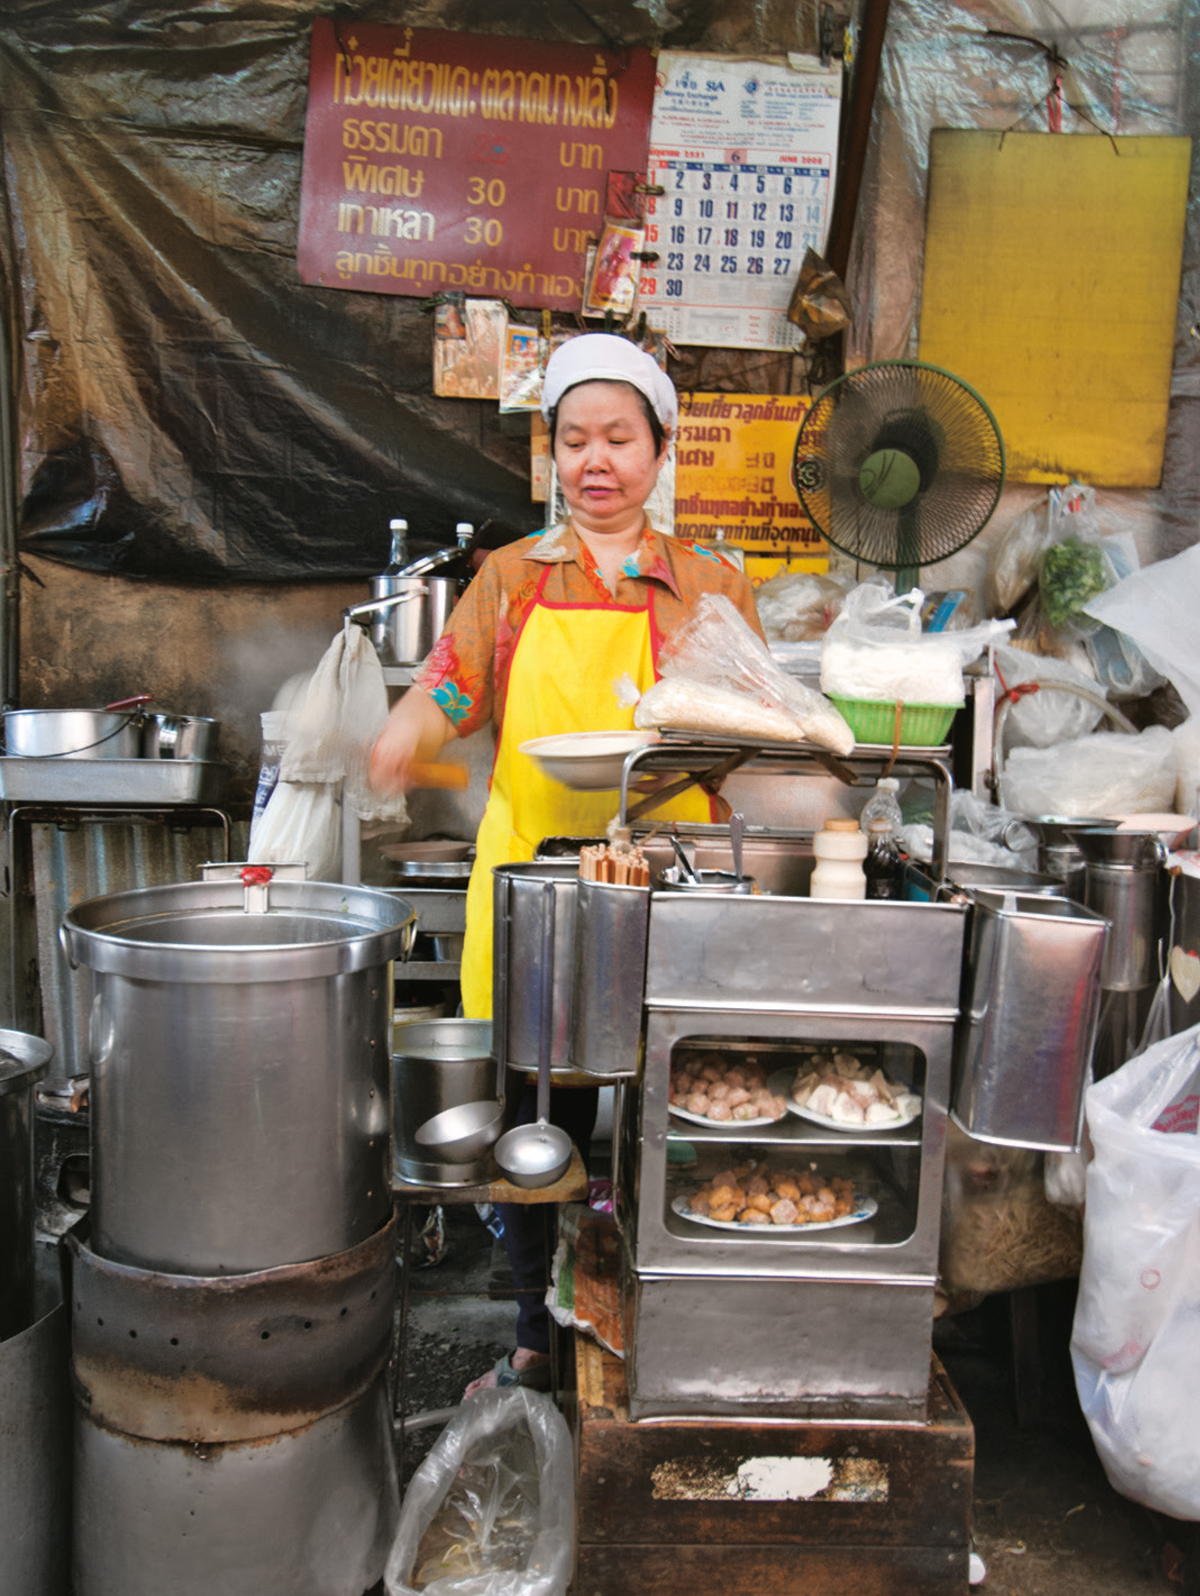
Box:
xmin=414 ymin=521 xmax=763 ymax=740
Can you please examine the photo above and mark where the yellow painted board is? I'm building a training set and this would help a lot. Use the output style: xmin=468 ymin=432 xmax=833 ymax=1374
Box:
xmin=919 ymin=130 xmax=1190 ymax=488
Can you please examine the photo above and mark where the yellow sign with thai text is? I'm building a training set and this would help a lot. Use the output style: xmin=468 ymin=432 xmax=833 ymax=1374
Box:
xmin=674 ymin=392 xmax=827 ymax=569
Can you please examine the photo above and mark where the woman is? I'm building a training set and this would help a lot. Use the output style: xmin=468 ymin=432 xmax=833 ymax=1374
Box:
xmin=370 ymin=333 xmax=763 ymax=1391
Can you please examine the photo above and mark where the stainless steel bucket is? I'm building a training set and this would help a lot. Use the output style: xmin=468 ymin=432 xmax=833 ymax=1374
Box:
xmin=59 ymin=879 xmax=415 ymax=1274
xmin=0 ymin=1029 xmax=54 ymax=1340
xmin=392 ymin=1018 xmax=498 ymax=1185
xmin=493 ymin=862 xmax=579 ymax=1075
xmin=1084 ymin=861 xmax=1163 ymax=990
xmin=369 ymin=573 xmax=458 ymax=664
xmin=953 ymin=892 xmax=1109 ymax=1150
xmin=4 ymin=708 xmax=142 ymax=760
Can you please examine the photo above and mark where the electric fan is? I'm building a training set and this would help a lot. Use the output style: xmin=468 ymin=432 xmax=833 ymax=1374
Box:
xmin=791 ymin=360 xmax=1005 ymax=593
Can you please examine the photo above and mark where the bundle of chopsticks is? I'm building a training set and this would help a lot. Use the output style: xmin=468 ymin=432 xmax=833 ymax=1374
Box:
xmin=579 ymin=841 xmax=650 ymax=886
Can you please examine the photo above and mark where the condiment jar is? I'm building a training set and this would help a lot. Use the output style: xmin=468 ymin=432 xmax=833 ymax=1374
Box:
xmin=810 ymin=817 xmax=868 ymax=900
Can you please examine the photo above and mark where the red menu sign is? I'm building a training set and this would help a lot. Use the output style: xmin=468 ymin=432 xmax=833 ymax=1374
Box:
xmin=298 ymin=22 xmax=656 ymax=311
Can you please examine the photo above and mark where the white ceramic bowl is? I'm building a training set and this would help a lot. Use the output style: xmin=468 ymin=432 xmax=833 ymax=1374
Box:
xmin=519 ymin=730 xmax=653 ymax=791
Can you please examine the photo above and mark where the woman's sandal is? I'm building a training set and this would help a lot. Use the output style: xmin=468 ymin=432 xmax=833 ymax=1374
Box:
xmin=492 ymin=1352 xmax=553 ymax=1391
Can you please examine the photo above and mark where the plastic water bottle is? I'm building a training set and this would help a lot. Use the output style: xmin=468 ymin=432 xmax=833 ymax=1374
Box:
xmin=859 ymin=777 xmax=903 ymax=835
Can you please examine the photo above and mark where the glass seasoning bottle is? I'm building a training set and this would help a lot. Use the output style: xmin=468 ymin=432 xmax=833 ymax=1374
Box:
xmin=864 ymin=818 xmax=904 ymax=900
xmin=385 ymin=518 xmax=409 ymax=572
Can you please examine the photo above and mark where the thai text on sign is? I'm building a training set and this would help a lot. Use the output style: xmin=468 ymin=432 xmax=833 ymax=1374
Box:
xmin=297 ymin=22 xmax=656 ymax=311
xmin=674 ymin=392 xmax=826 ymax=557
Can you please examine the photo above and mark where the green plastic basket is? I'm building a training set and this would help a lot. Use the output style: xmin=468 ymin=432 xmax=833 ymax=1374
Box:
xmin=830 ymin=696 xmax=960 ymax=747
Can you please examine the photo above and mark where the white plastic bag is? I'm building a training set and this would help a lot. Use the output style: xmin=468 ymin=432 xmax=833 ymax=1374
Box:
xmin=1000 ymin=726 xmax=1177 ymax=819
xmin=384 ymin=1387 xmax=574 ymax=1596
xmin=820 ymin=581 xmax=1011 ymax=705
xmin=1070 ymin=1023 xmax=1200 ymax=1518
xmin=248 ymin=779 xmax=342 ymax=881
xmin=1084 ymin=542 xmax=1200 ymax=718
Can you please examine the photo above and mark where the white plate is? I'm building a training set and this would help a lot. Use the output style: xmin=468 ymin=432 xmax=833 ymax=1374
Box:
xmin=766 ymin=1066 xmax=921 ymax=1134
xmin=671 ymin=1192 xmax=877 ymax=1233
xmin=518 ymin=730 xmax=653 ymax=791
xmin=669 ymin=1102 xmax=782 ymax=1130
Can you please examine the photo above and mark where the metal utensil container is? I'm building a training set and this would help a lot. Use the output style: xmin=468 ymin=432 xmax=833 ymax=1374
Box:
xmin=493 ymin=861 xmax=579 ymax=1075
xmin=953 ymin=891 xmax=1108 ymax=1150
xmin=59 ymin=878 xmax=415 ymax=1275
xmin=369 ymin=573 xmax=458 ymax=664
xmin=1074 ymin=829 xmax=1167 ymax=991
xmin=571 ymin=877 xmax=650 ymax=1077
xmin=392 ymin=1019 xmax=498 ymax=1185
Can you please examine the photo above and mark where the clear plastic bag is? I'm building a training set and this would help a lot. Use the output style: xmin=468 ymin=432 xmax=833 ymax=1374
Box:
xmin=1083 ymin=541 xmax=1200 ymax=718
xmin=819 ymin=581 xmax=1012 ymax=705
xmin=984 ymin=493 xmax=1051 ymax=617
xmin=994 ymin=642 xmax=1107 ymax=750
xmin=1071 ymin=1023 xmax=1200 ymax=1518
xmin=1000 ymin=726 xmax=1177 ymax=819
xmin=384 ymin=1387 xmax=574 ymax=1596
xmin=754 ymin=569 xmax=851 ymax=642
xmin=636 ymin=592 xmax=854 ymax=754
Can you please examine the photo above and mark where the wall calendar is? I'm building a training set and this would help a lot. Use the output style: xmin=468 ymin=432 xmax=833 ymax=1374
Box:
xmin=639 ymin=53 xmax=842 ymax=351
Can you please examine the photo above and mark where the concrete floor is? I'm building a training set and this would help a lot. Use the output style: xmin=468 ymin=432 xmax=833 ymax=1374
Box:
xmin=400 ymin=1207 xmax=1192 ymax=1596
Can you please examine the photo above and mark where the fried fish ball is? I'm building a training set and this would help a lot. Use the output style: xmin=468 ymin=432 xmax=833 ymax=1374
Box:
xmin=688 ymin=1191 xmax=712 ymax=1214
xmin=747 ymin=1191 xmax=773 ymax=1213
xmin=708 ymin=1100 xmax=733 ymax=1121
xmin=738 ymin=1207 xmax=771 ymax=1224
xmin=709 ymin=1203 xmax=739 ymax=1223
xmin=699 ymin=1062 xmax=723 ymax=1083
xmin=726 ymin=1087 xmax=751 ymax=1108
xmin=746 ymin=1174 xmax=770 ymax=1197
xmin=769 ymin=1198 xmax=799 ymax=1225
xmin=732 ymin=1101 xmax=763 ymax=1121
xmin=685 ymin=1092 xmax=711 ymax=1116
xmin=775 ymin=1178 xmax=800 ymax=1201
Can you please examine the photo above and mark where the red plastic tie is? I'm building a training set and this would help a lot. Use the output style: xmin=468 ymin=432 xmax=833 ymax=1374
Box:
xmin=240 ymin=866 xmax=274 ymax=887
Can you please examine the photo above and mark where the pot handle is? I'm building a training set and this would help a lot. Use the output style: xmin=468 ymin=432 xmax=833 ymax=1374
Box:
xmin=105 ymin=694 xmax=154 ymax=712
xmin=58 ymin=922 xmax=79 ymax=971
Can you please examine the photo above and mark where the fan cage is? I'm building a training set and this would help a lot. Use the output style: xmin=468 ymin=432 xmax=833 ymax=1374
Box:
xmin=792 ymin=361 xmax=1005 ymax=569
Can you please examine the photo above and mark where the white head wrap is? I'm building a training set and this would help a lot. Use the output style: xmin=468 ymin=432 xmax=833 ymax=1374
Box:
xmin=540 ymin=333 xmax=677 ymax=432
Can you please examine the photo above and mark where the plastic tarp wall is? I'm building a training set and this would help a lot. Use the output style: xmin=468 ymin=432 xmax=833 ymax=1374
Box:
xmin=846 ymin=0 xmax=1200 ymax=561
xmin=0 ymin=3 xmax=600 ymax=581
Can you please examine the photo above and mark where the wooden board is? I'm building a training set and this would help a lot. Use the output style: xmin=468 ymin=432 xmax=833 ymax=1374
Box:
xmin=573 ymin=1338 xmax=973 ymax=1596
xmin=919 ymin=130 xmax=1191 ymax=487
xmin=391 ymin=1143 xmax=588 ymax=1205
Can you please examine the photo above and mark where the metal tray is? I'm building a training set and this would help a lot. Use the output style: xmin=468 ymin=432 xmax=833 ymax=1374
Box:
xmin=0 ymin=757 xmax=227 ymax=805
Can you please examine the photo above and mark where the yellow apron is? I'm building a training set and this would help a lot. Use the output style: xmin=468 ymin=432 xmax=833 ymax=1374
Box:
xmin=461 ymin=565 xmax=712 ymax=1018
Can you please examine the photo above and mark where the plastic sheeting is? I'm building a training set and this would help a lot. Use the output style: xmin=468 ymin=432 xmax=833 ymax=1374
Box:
xmin=846 ymin=0 xmax=1200 ymax=560
xmin=2 ymin=3 xmax=681 ymax=582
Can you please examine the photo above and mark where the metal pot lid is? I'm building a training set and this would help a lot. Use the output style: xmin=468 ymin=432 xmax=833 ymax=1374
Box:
xmin=0 ymin=1028 xmax=53 ymax=1095
xmin=60 ymin=879 xmax=416 ymax=983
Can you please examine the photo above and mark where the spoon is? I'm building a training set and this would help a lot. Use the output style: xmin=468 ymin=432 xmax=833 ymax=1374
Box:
xmin=669 ymin=831 xmax=701 ymax=883
xmin=730 ymin=811 xmax=745 ymax=886
xmin=493 ymin=879 xmax=573 ymax=1189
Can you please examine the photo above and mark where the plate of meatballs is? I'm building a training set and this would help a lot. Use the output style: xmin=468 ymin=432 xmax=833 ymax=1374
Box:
xmin=673 ymin=1161 xmax=875 ymax=1232
xmin=667 ymin=1051 xmax=790 ymax=1127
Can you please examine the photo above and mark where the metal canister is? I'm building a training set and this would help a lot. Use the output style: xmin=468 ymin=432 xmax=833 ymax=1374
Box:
xmin=492 ymin=861 xmax=579 ymax=1074
xmin=59 ymin=879 xmax=415 ymax=1275
xmin=369 ymin=573 xmax=458 ymax=663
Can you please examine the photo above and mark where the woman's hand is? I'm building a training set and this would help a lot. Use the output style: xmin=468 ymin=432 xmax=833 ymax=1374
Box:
xmin=368 ymin=687 xmax=458 ymax=793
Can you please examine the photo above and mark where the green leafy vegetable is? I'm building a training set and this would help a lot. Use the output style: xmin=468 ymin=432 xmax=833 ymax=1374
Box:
xmin=1039 ymin=537 xmax=1107 ymax=628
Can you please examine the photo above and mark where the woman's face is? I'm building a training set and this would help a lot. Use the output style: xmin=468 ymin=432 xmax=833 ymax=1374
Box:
xmin=553 ymin=380 xmax=668 ymax=538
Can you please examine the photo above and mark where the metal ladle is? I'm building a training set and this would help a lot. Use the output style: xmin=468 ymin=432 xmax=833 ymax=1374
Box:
xmin=730 ymin=811 xmax=744 ymax=886
xmin=493 ymin=879 xmax=573 ymax=1189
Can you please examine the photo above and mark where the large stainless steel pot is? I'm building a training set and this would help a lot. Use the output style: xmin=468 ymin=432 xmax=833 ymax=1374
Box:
xmin=369 ymin=573 xmax=458 ymax=663
xmin=4 ymin=708 xmax=142 ymax=760
xmin=0 ymin=1030 xmax=53 ymax=1340
xmin=60 ymin=878 xmax=416 ymax=1275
